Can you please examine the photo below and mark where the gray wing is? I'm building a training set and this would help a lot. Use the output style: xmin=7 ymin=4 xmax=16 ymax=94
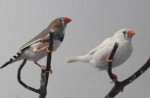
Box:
xmin=20 ymin=28 xmax=50 ymax=50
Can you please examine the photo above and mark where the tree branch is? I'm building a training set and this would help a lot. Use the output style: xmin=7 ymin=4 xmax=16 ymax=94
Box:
xmin=105 ymin=42 xmax=150 ymax=98
xmin=17 ymin=29 xmax=54 ymax=98
xmin=107 ymin=42 xmax=119 ymax=81
xmin=39 ymin=30 xmax=54 ymax=98
xmin=17 ymin=58 xmax=40 ymax=94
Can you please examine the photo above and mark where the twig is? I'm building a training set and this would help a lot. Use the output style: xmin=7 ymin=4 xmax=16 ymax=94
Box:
xmin=39 ymin=30 xmax=54 ymax=98
xmin=17 ymin=58 xmax=40 ymax=93
xmin=107 ymin=42 xmax=119 ymax=82
xmin=17 ymin=30 xmax=54 ymax=98
xmin=105 ymin=42 xmax=150 ymax=98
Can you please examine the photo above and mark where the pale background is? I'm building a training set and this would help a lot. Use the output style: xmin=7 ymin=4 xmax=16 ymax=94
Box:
xmin=0 ymin=0 xmax=150 ymax=98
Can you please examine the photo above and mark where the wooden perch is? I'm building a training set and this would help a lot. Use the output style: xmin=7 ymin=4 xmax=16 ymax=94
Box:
xmin=105 ymin=42 xmax=150 ymax=98
xmin=17 ymin=30 xmax=54 ymax=98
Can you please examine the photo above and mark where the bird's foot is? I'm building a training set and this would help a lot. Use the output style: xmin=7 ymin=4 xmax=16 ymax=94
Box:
xmin=46 ymin=47 xmax=55 ymax=53
xmin=47 ymin=68 xmax=53 ymax=74
xmin=110 ymin=73 xmax=118 ymax=83
xmin=41 ymin=65 xmax=52 ymax=74
xmin=101 ymin=56 xmax=113 ymax=62
xmin=34 ymin=61 xmax=52 ymax=74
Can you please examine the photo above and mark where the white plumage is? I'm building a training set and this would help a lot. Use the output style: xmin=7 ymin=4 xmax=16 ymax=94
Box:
xmin=66 ymin=28 xmax=135 ymax=70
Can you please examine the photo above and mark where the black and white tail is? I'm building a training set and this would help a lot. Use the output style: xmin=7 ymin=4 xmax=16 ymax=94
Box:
xmin=0 ymin=50 xmax=24 ymax=69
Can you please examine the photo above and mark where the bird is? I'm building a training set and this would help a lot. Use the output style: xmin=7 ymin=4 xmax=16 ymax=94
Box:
xmin=1 ymin=17 xmax=72 ymax=72
xmin=66 ymin=28 xmax=135 ymax=82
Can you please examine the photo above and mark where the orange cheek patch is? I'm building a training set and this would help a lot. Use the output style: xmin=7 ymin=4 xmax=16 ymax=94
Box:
xmin=51 ymin=21 xmax=62 ymax=28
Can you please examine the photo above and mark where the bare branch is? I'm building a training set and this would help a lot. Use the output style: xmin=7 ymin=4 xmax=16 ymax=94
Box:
xmin=105 ymin=42 xmax=150 ymax=98
xmin=122 ymin=58 xmax=150 ymax=85
xmin=17 ymin=58 xmax=40 ymax=94
xmin=107 ymin=42 xmax=119 ymax=81
xmin=39 ymin=30 xmax=54 ymax=98
xmin=17 ymin=30 xmax=54 ymax=98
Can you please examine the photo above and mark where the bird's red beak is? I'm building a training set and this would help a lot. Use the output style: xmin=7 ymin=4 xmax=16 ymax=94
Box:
xmin=64 ymin=17 xmax=72 ymax=24
xmin=128 ymin=30 xmax=136 ymax=37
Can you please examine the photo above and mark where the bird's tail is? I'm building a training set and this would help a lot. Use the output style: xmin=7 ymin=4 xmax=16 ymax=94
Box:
xmin=0 ymin=59 xmax=14 ymax=69
xmin=0 ymin=51 xmax=23 ymax=69
xmin=65 ymin=55 xmax=90 ymax=63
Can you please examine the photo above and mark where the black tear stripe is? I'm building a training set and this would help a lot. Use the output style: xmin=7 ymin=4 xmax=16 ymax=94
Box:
xmin=53 ymin=34 xmax=64 ymax=42
xmin=57 ymin=37 xmax=64 ymax=42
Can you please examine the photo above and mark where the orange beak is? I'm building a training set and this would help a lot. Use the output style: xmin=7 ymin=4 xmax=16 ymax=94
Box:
xmin=128 ymin=30 xmax=136 ymax=37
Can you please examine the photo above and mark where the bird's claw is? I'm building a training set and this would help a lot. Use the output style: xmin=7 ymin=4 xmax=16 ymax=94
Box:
xmin=33 ymin=58 xmax=52 ymax=74
xmin=40 ymin=65 xmax=52 ymax=74
xmin=46 ymin=47 xmax=56 ymax=53
xmin=46 ymin=47 xmax=52 ymax=53
xmin=101 ymin=56 xmax=113 ymax=62
xmin=110 ymin=73 xmax=118 ymax=83
xmin=106 ymin=59 xmax=113 ymax=63
xmin=47 ymin=68 xmax=53 ymax=74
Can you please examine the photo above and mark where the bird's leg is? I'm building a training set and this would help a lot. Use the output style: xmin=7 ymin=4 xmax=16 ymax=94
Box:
xmin=46 ymin=47 xmax=56 ymax=52
xmin=33 ymin=46 xmax=55 ymax=53
xmin=100 ymin=55 xmax=113 ymax=62
xmin=101 ymin=56 xmax=118 ymax=83
xmin=33 ymin=61 xmax=52 ymax=74
xmin=34 ymin=61 xmax=42 ymax=68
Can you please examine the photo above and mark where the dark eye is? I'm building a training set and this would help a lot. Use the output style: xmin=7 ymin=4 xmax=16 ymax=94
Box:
xmin=123 ymin=31 xmax=126 ymax=35
xmin=58 ymin=19 xmax=62 ymax=23
xmin=123 ymin=31 xmax=127 ymax=39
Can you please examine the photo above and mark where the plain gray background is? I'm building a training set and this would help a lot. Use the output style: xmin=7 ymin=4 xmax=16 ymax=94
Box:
xmin=0 ymin=0 xmax=150 ymax=98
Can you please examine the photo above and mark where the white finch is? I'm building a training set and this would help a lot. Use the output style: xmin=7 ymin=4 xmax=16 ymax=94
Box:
xmin=1 ymin=17 xmax=72 ymax=69
xmin=66 ymin=28 xmax=135 ymax=71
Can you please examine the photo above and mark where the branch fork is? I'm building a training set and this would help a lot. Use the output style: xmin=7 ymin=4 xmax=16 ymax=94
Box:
xmin=17 ymin=34 xmax=150 ymax=98
xmin=105 ymin=42 xmax=150 ymax=98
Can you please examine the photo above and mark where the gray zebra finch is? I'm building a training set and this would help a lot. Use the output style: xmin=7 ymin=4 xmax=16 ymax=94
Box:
xmin=1 ymin=17 xmax=72 ymax=73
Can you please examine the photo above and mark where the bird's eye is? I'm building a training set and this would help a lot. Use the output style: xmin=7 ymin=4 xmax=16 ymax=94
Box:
xmin=58 ymin=19 xmax=62 ymax=23
xmin=123 ymin=31 xmax=126 ymax=35
xmin=123 ymin=31 xmax=127 ymax=39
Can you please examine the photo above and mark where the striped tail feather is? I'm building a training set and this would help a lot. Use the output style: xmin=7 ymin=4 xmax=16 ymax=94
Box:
xmin=0 ymin=50 xmax=24 ymax=69
xmin=0 ymin=58 xmax=14 ymax=69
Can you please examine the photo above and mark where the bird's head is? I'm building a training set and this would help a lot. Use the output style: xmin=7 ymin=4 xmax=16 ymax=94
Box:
xmin=49 ymin=17 xmax=72 ymax=30
xmin=113 ymin=28 xmax=136 ymax=40
xmin=48 ymin=17 xmax=72 ymax=34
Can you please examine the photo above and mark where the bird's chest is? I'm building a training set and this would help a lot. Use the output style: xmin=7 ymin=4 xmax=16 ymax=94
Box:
xmin=113 ymin=42 xmax=132 ymax=65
